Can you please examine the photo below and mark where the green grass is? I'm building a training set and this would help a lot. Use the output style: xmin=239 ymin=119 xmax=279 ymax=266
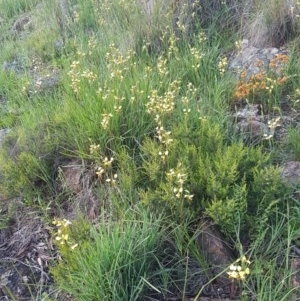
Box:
xmin=1 ymin=0 xmax=300 ymax=300
xmin=51 ymin=207 xmax=165 ymax=301
xmin=244 ymin=205 xmax=300 ymax=301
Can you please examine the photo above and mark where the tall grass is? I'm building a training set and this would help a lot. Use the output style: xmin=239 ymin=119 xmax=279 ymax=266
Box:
xmin=245 ymin=205 xmax=300 ymax=301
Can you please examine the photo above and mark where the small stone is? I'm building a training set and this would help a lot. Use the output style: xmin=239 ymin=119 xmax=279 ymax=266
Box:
xmin=0 ymin=128 xmax=9 ymax=144
xmin=60 ymin=163 xmax=83 ymax=194
xmin=11 ymin=14 xmax=31 ymax=32
xmin=281 ymin=161 xmax=300 ymax=186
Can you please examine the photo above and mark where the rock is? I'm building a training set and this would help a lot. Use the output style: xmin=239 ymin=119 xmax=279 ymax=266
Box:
xmin=26 ymin=71 xmax=61 ymax=96
xmin=0 ymin=262 xmax=41 ymax=300
xmin=54 ymin=38 xmax=65 ymax=55
xmin=280 ymin=161 xmax=300 ymax=186
xmin=3 ymin=56 xmax=25 ymax=74
xmin=291 ymin=256 xmax=300 ymax=289
xmin=229 ymin=39 xmax=289 ymax=80
xmin=235 ymin=103 xmax=262 ymax=122
xmin=34 ymin=72 xmax=60 ymax=93
xmin=0 ymin=129 xmax=9 ymax=144
xmin=236 ymin=120 xmax=268 ymax=144
xmin=11 ymin=14 xmax=31 ymax=33
xmin=56 ymin=0 xmax=73 ymax=41
xmin=195 ymin=220 xmax=234 ymax=294
xmin=60 ymin=163 xmax=84 ymax=194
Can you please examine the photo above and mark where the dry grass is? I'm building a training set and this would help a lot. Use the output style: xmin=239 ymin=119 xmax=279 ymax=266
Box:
xmin=241 ymin=0 xmax=300 ymax=47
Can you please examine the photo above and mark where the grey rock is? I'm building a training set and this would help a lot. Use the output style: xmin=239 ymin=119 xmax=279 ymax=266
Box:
xmin=236 ymin=120 xmax=268 ymax=144
xmin=0 ymin=129 xmax=9 ymax=144
xmin=229 ymin=39 xmax=289 ymax=80
xmin=27 ymin=71 xmax=60 ymax=95
xmin=3 ymin=57 xmax=25 ymax=74
xmin=196 ymin=220 xmax=234 ymax=293
xmin=11 ymin=14 xmax=31 ymax=32
xmin=281 ymin=161 xmax=300 ymax=186
xmin=235 ymin=103 xmax=262 ymax=122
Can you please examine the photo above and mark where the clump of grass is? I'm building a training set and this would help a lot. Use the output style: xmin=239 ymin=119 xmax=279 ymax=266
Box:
xmin=245 ymin=205 xmax=300 ymax=301
xmin=287 ymin=126 xmax=300 ymax=160
xmin=240 ymin=0 xmax=300 ymax=47
xmin=51 ymin=207 xmax=165 ymax=301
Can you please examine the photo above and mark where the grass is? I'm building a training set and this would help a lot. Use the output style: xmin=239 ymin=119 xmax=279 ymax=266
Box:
xmin=51 ymin=208 xmax=165 ymax=301
xmin=244 ymin=205 xmax=300 ymax=301
xmin=1 ymin=0 xmax=300 ymax=300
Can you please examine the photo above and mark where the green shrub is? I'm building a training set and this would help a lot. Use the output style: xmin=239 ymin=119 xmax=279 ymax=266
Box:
xmin=139 ymin=111 xmax=289 ymax=239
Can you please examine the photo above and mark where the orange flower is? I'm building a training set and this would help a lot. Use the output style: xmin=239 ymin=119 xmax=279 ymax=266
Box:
xmin=260 ymin=82 xmax=267 ymax=90
xmin=240 ymin=70 xmax=247 ymax=79
xmin=277 ymin=76 xmax=287 ymax=85
xmin=269 ymin=61 xmax=277 ymax=69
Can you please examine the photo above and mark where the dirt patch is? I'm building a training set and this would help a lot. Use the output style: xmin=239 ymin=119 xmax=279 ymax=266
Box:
xmin=0 ymin=200 xmax=54 ymax=300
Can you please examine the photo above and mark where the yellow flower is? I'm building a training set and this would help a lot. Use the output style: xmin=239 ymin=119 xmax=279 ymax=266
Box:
xmin=62 ymin=219 xmax=72 ymax=227
xmin=62 ymin=234 xmax=69 ymax=241
xmin=71 ymin=243 xmax=79 ymax=250
xmin=227 ymin=270 xmax=238 ymax=279
xmin=238 ymin=271 xmax=246 ymax=280
xmin=241 ymin=256 xmax=251 ymax=264
xmin=227 ymin=256 xmax=251 ymax=281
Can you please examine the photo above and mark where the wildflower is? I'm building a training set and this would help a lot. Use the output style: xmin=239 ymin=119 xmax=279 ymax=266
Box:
xmin=114 ymin=105 xmax=122 ymax=112
xmin=81 ymin=70 xmax=97 ymax=83
xmin=155 ymin=126 xmax=173 ymax=145
xmin=183 ymin=108 xmax=191 ymax=115
xmin=52 ymin=218 xmax=79 ymax=249
xmin=268 ymin=117 xmax=281 ymax=131
xmin=184 ymin=190 xmax=194 ymax=201
xmin=263 ymin=134 xmax=273 ymax=140
xmin=190 ymin=47 xmax=202 ymax=70
xmin=158 ymin=150 xmax=169 ymax=162
xmin=103 ymin=156 xmax=114 ymax=167
xmin=239 ymin=255 xmax=251 ymax=264
xmin=70 ymin=243 xmax=79 ymax=250
xmin=166 ymin=169 xmax=176 ymax=178
xmin=89 ymin=144 xmax=100 ymax=155
xmin=96 ymin=167 xmax=105 ymax=178
xmin=218 ymin=56 xmax=228 ymax=75
xmin=101 ymin=113 xmax=113 ymax=129
xmin=227 ymin=256 xmax=251 ymax=281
